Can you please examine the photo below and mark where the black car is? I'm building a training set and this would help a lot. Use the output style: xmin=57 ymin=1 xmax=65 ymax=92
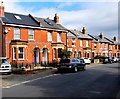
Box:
xmin=103 ymin=57 xmax=114 ymax=64
xmin=57 ymin=58 xmax=86 ymax=72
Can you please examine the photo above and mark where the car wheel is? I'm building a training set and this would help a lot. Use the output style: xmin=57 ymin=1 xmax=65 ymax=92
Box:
xmin=74 ymin=67 xmax=78 ymax=72
xmin=83 ymin=66 xmax=86 ymax=70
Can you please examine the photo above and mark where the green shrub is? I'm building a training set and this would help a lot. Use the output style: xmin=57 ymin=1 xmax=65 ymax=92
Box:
xmin=94 ymin=55 xmax=105 ymax=62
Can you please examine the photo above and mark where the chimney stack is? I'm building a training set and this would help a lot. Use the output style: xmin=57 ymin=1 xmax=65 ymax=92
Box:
xmin=0 ymin=1 xmax=4 ymax=17
xmin=54 ymin=13 xmax=59 ymax=24
xmin=113 ymin=36 xmax=117 ymax=41
xmin=82 ymin=27 xmax=86 ymax=34
xmin=99 ymin=32 xmax=104 ymax=39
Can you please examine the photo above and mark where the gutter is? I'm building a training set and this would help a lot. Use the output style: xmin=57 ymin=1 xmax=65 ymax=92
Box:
xmin=3 ymin=23 xmax=68 ymax=33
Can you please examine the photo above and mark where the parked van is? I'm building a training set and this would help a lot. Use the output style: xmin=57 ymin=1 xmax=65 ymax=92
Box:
xmin=0 ymin=57 xmax=12 ymax=74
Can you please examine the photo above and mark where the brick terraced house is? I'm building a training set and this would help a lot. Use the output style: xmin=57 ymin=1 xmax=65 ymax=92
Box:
xmin=0 ymin=2 xmax=120 ymax=66
xmin=88 ymin=33 xmax=120 ymax=57
xmin=0 ymin=2 xmax=68 ymax=65
xmin=105 ymin=36 xmax=120 ymax=57
xmin=67 ymin=27 xmax=93 ymax=58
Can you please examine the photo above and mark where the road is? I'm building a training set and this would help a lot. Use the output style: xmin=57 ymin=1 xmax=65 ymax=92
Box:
xmin=2 ymin=63 xmax=120 ymax=98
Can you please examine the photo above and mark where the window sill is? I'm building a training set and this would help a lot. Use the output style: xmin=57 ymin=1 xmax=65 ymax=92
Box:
xmin=18 ymin=59 xmax=24 ymax=61
xmin=28 ymin=39 xmax=35 ymax=41
xmin=72 ymin=45 xmax=76 ymax=47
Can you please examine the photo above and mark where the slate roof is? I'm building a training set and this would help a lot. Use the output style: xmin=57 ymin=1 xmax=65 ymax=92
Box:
xmin=67 ymin=31 xmax=76 ymax=38
xmin=1 ymin=12 xmax=39 ymax=27
xmin=0 ymin=12 xmax=68 ymax=31
xmin=88 ymin=34 xmax=110 ymax=43
xmin=104 ymin=37 xmax=120 ymax=45
xmin=35 ymin=17 xmax=68 ymax=31
xmin=69 ymin=30 xmax=93 ymax=40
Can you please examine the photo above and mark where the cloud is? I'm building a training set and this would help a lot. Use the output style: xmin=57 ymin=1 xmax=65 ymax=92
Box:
xmin=1 ymin=1 xmax=118 ymax=38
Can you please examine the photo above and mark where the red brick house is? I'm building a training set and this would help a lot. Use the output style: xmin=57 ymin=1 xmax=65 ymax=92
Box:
xmin=105 ymin=36 xmax=120 ymax=57
xmin=0 ymin=2 xmax=68 ymax=65
xmin=88 ymin=33 xmax=119 ymax=57
xmin=67 ymin=27 xmax=93 ymax=58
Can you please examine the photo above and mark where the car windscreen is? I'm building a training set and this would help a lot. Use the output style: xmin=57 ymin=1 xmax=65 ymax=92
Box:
xmin=60 ymin=59 xmax=70 ymax=63
xmin=84 ymin=58 xmax=88 ymax=59
xmin=2 ymin=59 xmax=9 ymax=64
xmin=79 ymin=59 xmax=84 ymax=63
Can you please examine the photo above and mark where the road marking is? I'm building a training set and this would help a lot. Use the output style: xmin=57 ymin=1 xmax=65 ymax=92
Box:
xmin=89 ymin=90 xmax=102 ymax=94
xmin=3 ymin=74 xmax=59 ymax=89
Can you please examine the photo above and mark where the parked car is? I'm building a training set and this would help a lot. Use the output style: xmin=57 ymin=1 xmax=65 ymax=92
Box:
xmin=0 ymin=57 xmax=12 ymax=74
xmin=117 ymin=57 xmax=120 ymax=62
xmin=103 ymin=57 xmax=113 ymax=64
xmin=81 ymin=57 xmax=91 ymax=64
xmin=57 ymin=58 xmax=86 ymax=72
xmin=112 ymin=57 xmax=119 ymax=63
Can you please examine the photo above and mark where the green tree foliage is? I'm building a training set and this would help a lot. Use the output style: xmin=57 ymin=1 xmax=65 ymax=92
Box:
xmin=58 ymin=49 xmax=71 ymax=59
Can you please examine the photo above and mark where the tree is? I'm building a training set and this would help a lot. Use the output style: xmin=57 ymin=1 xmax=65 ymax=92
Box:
xmin=58 ymin=49 xmax=71 ymax=59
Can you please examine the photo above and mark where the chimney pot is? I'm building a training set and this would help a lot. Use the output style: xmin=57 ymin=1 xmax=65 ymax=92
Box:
xmin=40 ymin=22 xmax=42 ymax=27
xmin=113 ymin=36 xmax=117 ymax=41
xmin=0 ymin=1 xmax=4 ymax=17
xmin=82 ymin=27 xmax=86 ymax=34
xmin=99 ymin=32 xmax=104 ymax=39
xmin=54 ymin=13 xmax=59 ymax=24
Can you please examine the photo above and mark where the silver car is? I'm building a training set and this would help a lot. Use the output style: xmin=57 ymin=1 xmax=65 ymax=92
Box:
xmin=0 ymin=57 xmax=12 ymax=74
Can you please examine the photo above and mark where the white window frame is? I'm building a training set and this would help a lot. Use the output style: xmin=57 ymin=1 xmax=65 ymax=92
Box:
xmin=104 ymin=44 xmax=106 ymax=49
xmin=14 ymin=28 xmax=20 ymax=40
xmin=100 ymin=43 xmax=102 ymax=49
xmin=80 ymin=40 xmax=82 ymax=46
xmin=86 ymin=40 xmax=88 ymax=47
xmin=57 ymin=32 xmax=61 ymax=42
xmin=18 ymin=47 xmax=24 ymax=60
xmin=28 ymin=29 xmax=34 ymax=40
xmin=53 ymin=48 xmax=56 ymax=59
xmin=48 ymin=31 xmax=52 ymax=41
xmin=13 ymin=47 xmax=16 ymax=60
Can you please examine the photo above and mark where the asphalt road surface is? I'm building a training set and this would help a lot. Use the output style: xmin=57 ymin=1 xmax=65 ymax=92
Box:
xmin=2 ymin=63 xmax=120 ymax=98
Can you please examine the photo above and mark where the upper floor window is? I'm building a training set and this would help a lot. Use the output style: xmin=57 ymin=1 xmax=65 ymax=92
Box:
xmin=72 ymin=38 xmax=76 ymax=46
xmin=14 ymin=28 xmax=20 ymax=39
xmin=57 ymin=32 xmax=61 ymax=42
xmin=28 ymin=29 xmax=34 ymax=40
xmin=48 ymin=31 xmax=52 ymax=41
xmin=94 ymin=43 xmax=97 ymax=48
xmin=86 ymin=40 xmax=88 ymax=47
xmin=100 ymin=43 xmax=102 ymax=49
xmin=80 ymin=40 xmax=82 ymax=46
xmin=110 ymin=45 xmax=112 ymax=50
xmin=104 ymin=44 xmax=106 ymax=49
xmin=115 ymin=45 xmax=118 ymax=50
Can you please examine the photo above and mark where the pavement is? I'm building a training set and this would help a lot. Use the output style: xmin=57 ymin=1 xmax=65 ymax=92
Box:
xmin=2 ymin=68 xmax=56 ymax=88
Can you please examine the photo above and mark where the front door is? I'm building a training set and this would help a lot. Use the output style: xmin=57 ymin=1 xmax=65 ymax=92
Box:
xmin=42 ymin=48 xmax=48 ymax=65
xmin=34 ymin=48 xmax=40 ymax=64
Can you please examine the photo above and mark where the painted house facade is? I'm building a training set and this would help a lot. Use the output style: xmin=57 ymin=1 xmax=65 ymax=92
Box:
xmin=67 ymin=27 xmax=93 ymax=58
xmin=0 ymin=2 xmax=68 ymax=65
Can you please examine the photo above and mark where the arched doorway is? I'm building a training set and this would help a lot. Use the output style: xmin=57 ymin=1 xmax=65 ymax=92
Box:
xmin=42 ymin=48 xmax=48 ymax=65
xmin=34 ymin=48 xmax=40 ymax=64
xmin=74 ymin=51 xmax=77 ymax=58
xmin=78 ymin=51 xmax=81 ymax=58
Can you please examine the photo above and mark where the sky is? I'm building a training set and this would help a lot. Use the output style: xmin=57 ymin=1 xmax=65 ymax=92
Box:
xmin=1 ymin=0 xmax=119 ymax=39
